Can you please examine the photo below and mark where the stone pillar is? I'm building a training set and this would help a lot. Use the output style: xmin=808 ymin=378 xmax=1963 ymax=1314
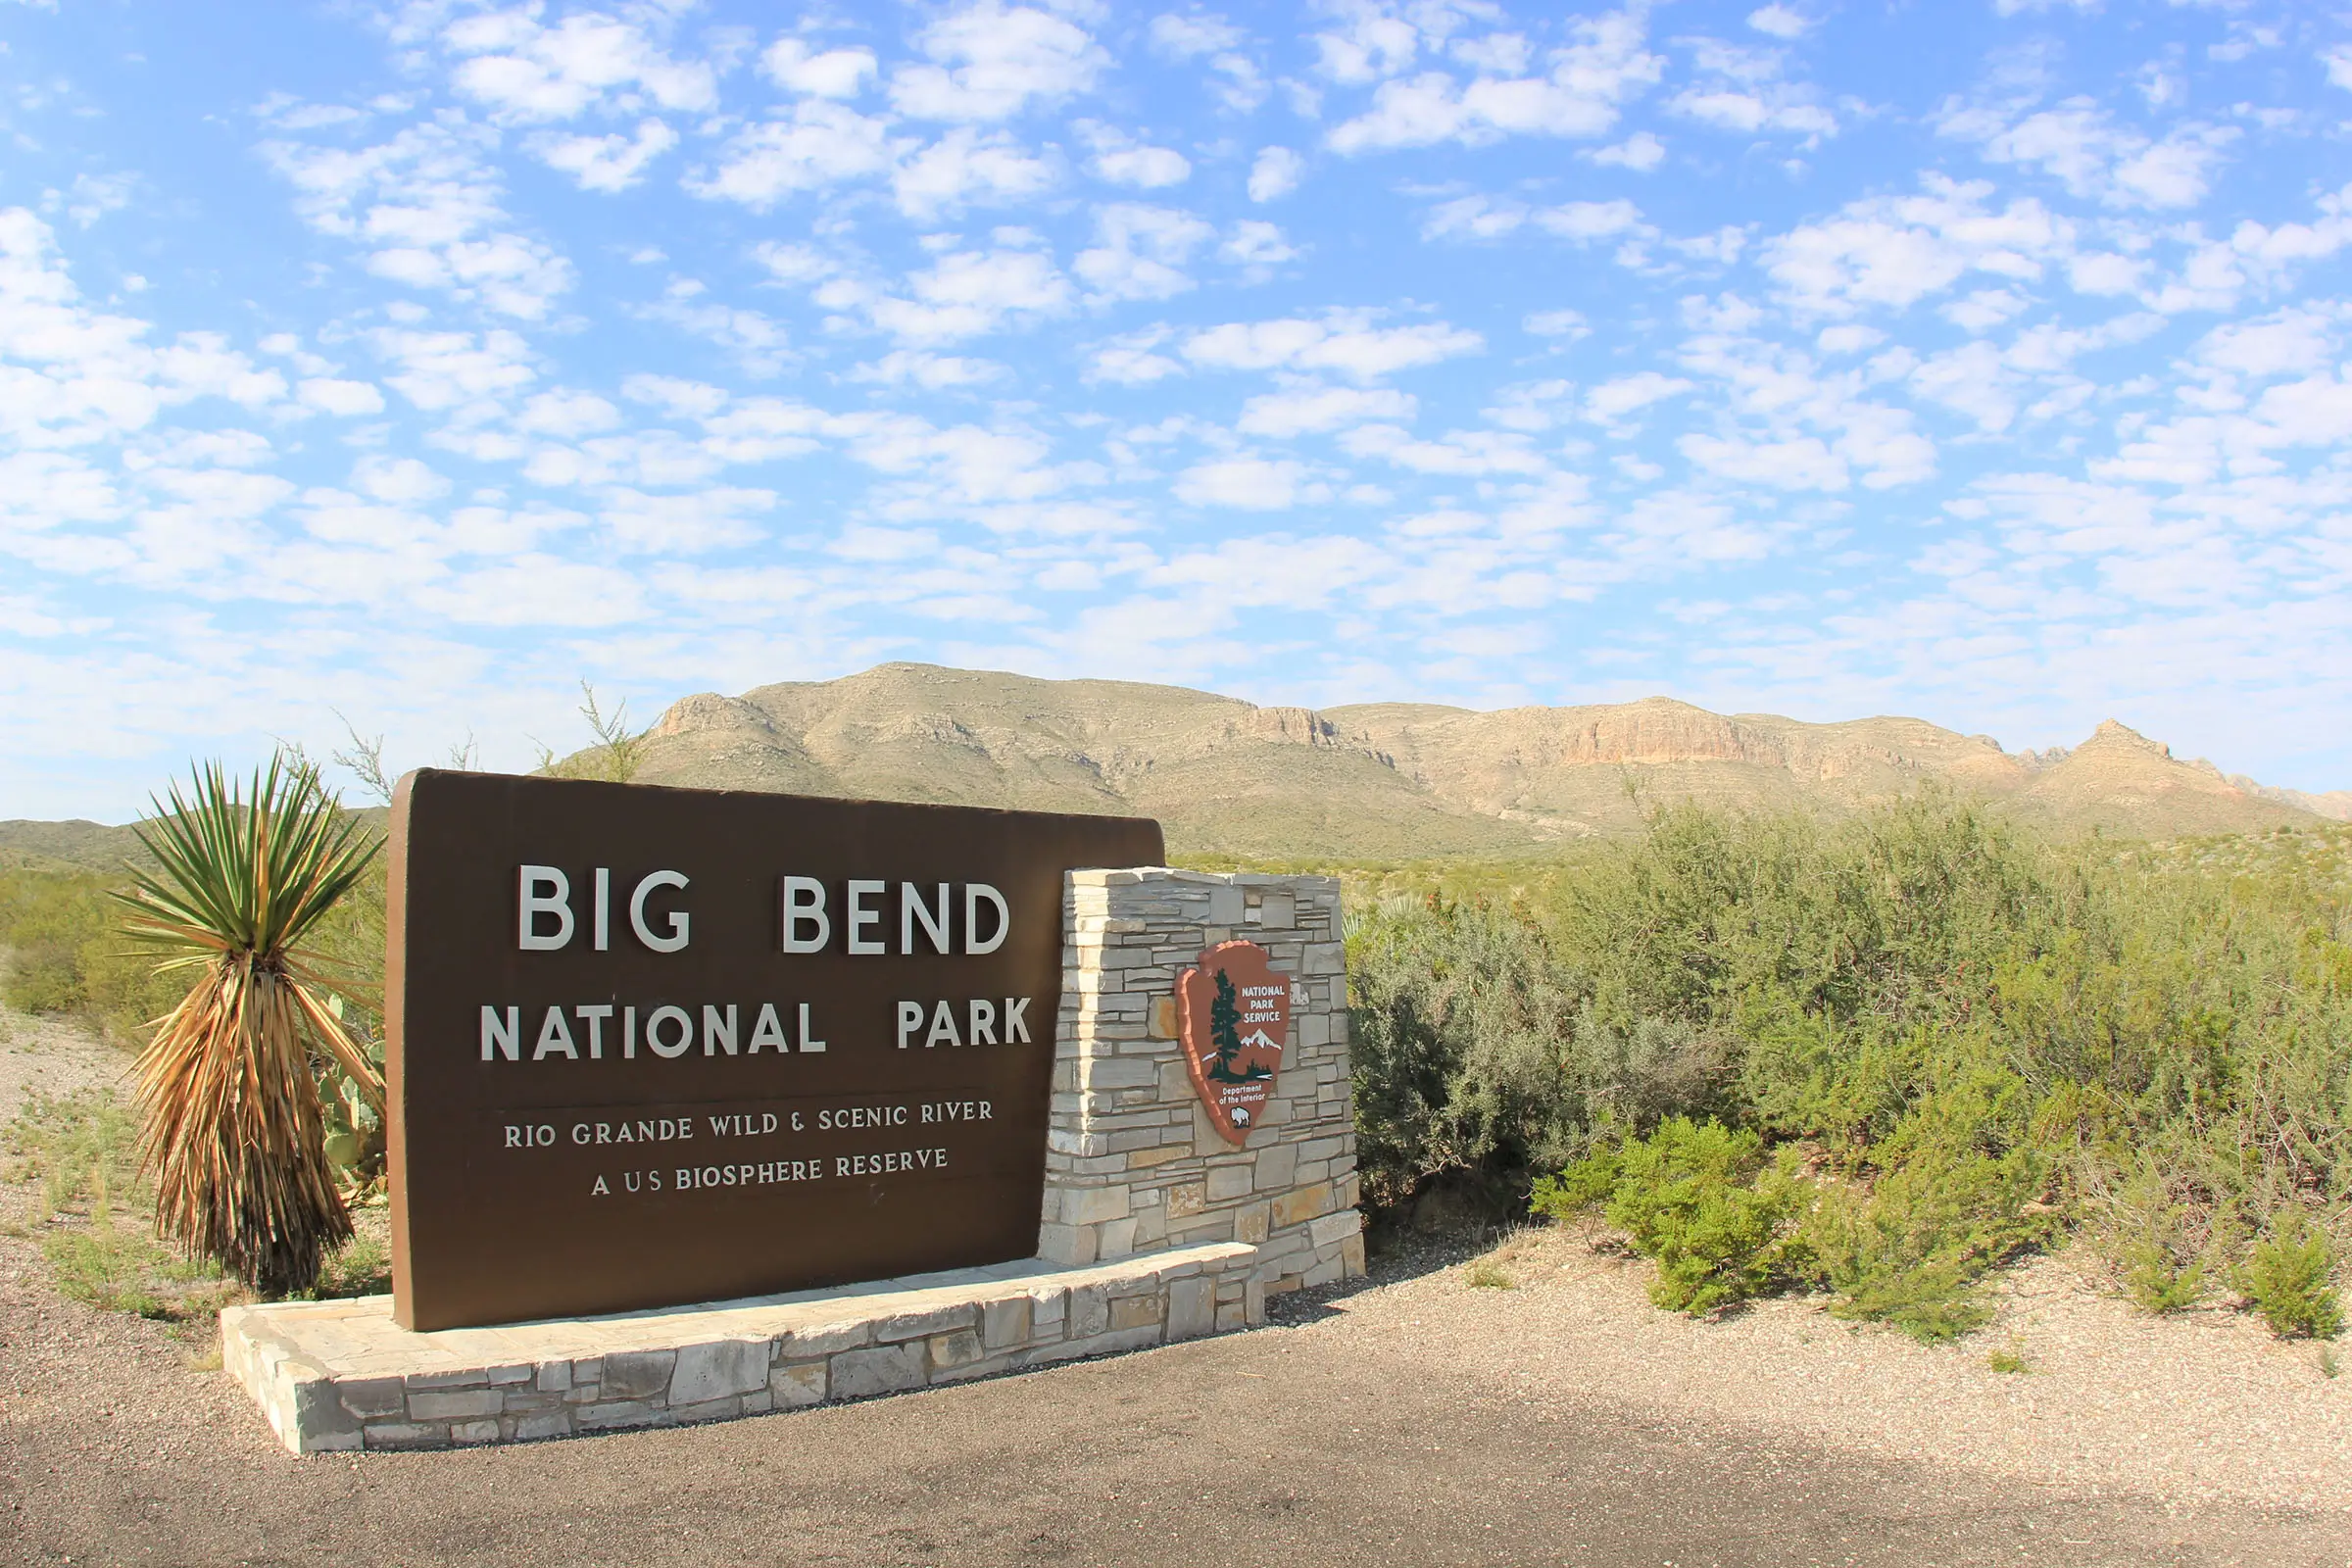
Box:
xmin=1042 ymin=868 xmax=1365 ymax=1298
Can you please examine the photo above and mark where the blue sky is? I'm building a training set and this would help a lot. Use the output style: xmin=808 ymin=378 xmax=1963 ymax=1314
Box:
xmin=3 ymin=0 xmax=2348 ymax=821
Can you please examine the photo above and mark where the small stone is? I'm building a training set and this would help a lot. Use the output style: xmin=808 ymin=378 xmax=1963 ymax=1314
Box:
xmin=408 ymin=1389 xmax=504 ymax=1422
xmin=668 ymin=1340 xmax=768 ymax=1404
xmin=829 ymin=1344 xmax=926 ymax=1399
xmin=982 ymin=1297 xmax=1032 ymax=1349
xmin=1271 ymin=1182 xmax=1333 ymax=1230
xmin=600 ymin=1349 xmax=677 ymax=1400
xmin=928 ymin=1329 xmax=985 ymax=1370
xmin=1167 ymin=1277 xmax=1216 ymax=1342
xmin=770 ymin=1362 xmax=826 ymax=1408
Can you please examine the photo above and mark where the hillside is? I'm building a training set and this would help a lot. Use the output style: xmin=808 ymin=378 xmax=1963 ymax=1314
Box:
xmin=4 ymin=665 xmax=2336 ymax=870
xmin=623 ymin=663 xmax=2340 ymax=858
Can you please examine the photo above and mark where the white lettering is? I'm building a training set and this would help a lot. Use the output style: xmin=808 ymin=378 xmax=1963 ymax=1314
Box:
xmin=623 ymin=1004 xmax=637 ymax=1060
xmin=533 ymin=1005 xmax=578 ymax=1060
xmin=896 ymin=999 xmax=924 ymax=1049
xmin=800 ymin=1002 xmax=826 ymax=1054
xmin=630 ymin=870 xmax=690 ymax=953
xmin=968 ymin=998 xmax=997 ymax=1046
xmin=780 ymin=875 xmax=829 ymax=954
xmin=926 ymin=1000 xmax=960 ymax=1049
xmin=1005 ymin=996 xmax=1031 ymax=1043
xmin=592 ymin=866 xmax=610 ymax=952
xmin=575 ymin=1004 xmax=612 ymax=1059
xmin=749 ymin=1003 xmax=788 ymax=1054
xmin=481 ymin=1004 xmax=518 ymax=1061
xmin=518 ymin=865 xmax=573 ymax=951
xmin=964 ymin=883 xmax=1008 ymax=955
xmin=902 ymin=882 xmax=952 ymax=956
xmin=646 ymin=1004 xmax=693 ymax=1058
xmin=702 ymin=1003 xmax=738 ymax=1056
xmin=847 ymin=880 xmax=886 ymax=955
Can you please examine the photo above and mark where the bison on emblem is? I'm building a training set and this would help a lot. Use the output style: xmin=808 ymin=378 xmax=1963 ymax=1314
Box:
xmin=1175 ymin=940 xmax=1291 ymax=1146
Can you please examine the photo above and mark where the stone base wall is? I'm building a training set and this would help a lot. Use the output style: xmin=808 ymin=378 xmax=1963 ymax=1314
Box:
xmin=223 ymin=1243 xmax=1257 ymax=1453
xmin=1044 ymin=869 xmax=1364 ymax=1293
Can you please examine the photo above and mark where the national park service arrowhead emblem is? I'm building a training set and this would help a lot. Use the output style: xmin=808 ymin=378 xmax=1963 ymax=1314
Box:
xmin=1176 ymin=940 xmax=1291 ymax=1147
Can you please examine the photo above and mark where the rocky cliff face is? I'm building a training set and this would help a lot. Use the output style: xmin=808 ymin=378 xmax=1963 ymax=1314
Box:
xmin=627 ymin=663 xmax=2332 ymax=858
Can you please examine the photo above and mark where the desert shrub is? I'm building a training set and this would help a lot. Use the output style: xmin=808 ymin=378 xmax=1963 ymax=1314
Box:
xmin=1348 ymin=798 xmax=2352 ymax=1339
xmin=2239 ymin=1212 xmax=2344 ymax=1340
xmin=1347 ymin=896 xmax=1583 ymax=1206
xmin=1535 ymin=1118 xmax=1806 ymax=1315
xmin=0 ymin=869 xmax=196 ymax=1042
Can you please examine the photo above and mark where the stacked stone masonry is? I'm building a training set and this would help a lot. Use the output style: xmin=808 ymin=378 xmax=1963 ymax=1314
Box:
xmin=1043 ymin=869 xmax=1365 ymax=1294
xmin=223 ymin=1243 xmax=1259 ymax=1453
xmin=220 ymin=867 xmax=1359 ymax=1453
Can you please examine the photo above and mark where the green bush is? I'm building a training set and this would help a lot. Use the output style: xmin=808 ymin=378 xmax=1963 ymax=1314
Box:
xmin=1536 ymin=1118 xmax=1804 ymax=1315
xmin=1347 ymin=798 xmax=2352 ymax=1339
xmin=2240 ymin=1213 xmax=2343 ymax=1339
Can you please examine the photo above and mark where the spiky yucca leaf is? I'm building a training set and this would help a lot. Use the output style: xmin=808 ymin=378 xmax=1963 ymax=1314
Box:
xmin=114 ymin=756 xmax=383 ymax=1296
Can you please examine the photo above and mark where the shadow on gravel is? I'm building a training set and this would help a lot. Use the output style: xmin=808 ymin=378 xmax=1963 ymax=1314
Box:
xmin=1264 ymin=1218 xmax=1514 ymax=1326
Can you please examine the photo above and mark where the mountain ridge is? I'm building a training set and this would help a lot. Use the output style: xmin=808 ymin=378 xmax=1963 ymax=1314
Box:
xmin=628 ymin=662 xmax=2345 ymax=858
xmin=6 ymin=664 xmax=2338 ymax=871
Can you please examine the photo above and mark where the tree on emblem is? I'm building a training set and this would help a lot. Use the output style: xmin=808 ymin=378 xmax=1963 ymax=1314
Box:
xmin=1207 ymin=968 xmax=1246 ymax=1082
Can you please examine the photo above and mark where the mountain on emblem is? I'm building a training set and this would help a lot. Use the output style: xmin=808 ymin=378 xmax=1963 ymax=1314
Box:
xmin=1175 ymin=940 xmax=1291 ymax=1146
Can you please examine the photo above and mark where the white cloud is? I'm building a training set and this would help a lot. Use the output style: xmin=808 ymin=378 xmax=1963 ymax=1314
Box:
xmin=1942 ymin=96 xmax=2238 ymax=211
xmin=1522 ymin=309 xmax=1589 ymax=339
xmin=1538 ymin=199 xmax=1649 ymax=243
xmin=264 ymin=121 xmax=575 ymax=318
xmin=1237 ymin=383 xmax=1416 ymax=437
xmin=1586 ymin=371 xmax=1692 ymax=423
xmin=1326 ymin=9 xmax=1663 ymax=153
xmin=1680 ymin=432 xmax=1849 ymax=490
xmin=1175 ymin=456 xmax=1324 ymax=510
xmin=852 ymin=350 xmax=1007 ymax=389
xmin=1084 ymin=328 xmax=1185 ymax=384
xmin=893 ymin=128 xmax=1058 ymax=219
xmin=1075 ymin=204 xmax=1213 ymax=301
xmin=762 ymin=38 xmax=879 ymax=99
xmin=442 ymin=9 xmax=716 ymax=123
xmin=298 ymin=378 xmax=386 ymax=416
xmin=868 ymin=247 xmax=1074 ymax=343
xmin=1220 ymin=220 xmax=1297 ymax=270
xmin=1248 ymin=146 xmax=1303 ymax=202
xmin=889 ymin=2 xmax=1107 ymax=122
xmin=368 ymin=326 xmax=537 ymax=414
xmin=1588 ymin=131 xmax=1665 ymax=171
xmin=1342 ymin=423 xmax=1549 ymax=476
xmin=529 ymin=119 xmax=679 ymax=193
xmin=1182 ymin=312 xmax=1484 ymax=379
xmin=1762 ymin=175 xmax=2073 ymax=316
xmin=1148 ymin=12 xmax=1266 ymax=112
xmin=1746 ymin=6 xmax=1810 ymax=39
xmin=689 ymin=101 xmax=898 ymax=209
xmin=638 ymin=282 xmax=794 ymax=376
xmin=1078 ymin=122 xmax=1191 ymax=188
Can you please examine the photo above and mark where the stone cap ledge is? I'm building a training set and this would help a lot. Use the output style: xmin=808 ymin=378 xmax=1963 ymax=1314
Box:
xmin=223 ymin=1242 xmax=1255 ymax=1386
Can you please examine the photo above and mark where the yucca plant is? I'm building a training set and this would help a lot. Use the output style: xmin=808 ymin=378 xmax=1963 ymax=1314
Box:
xmin=113 ymin=755 xmax=384 ymax=1296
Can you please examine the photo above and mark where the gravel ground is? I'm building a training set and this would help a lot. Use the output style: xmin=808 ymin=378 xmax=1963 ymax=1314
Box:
xmin=3 ymin=1001 xmax=2349 ymax=1567
xmin=0 ymin=1001 xmax=128 ymax=1114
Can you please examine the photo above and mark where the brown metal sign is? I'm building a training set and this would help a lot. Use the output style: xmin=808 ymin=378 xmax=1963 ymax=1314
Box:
xmin=385 ymin=770 xmax=1162 ymax=1331
xmin=1175 ymin=941 xmax=1291 ymax=1146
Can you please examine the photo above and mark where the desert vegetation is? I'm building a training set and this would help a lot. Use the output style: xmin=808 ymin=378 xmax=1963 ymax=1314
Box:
xmin=1344 ymin=793 xmax=2352 ymax=1341
xmin=7 ymin=740 xmax=2346 ymax=1344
